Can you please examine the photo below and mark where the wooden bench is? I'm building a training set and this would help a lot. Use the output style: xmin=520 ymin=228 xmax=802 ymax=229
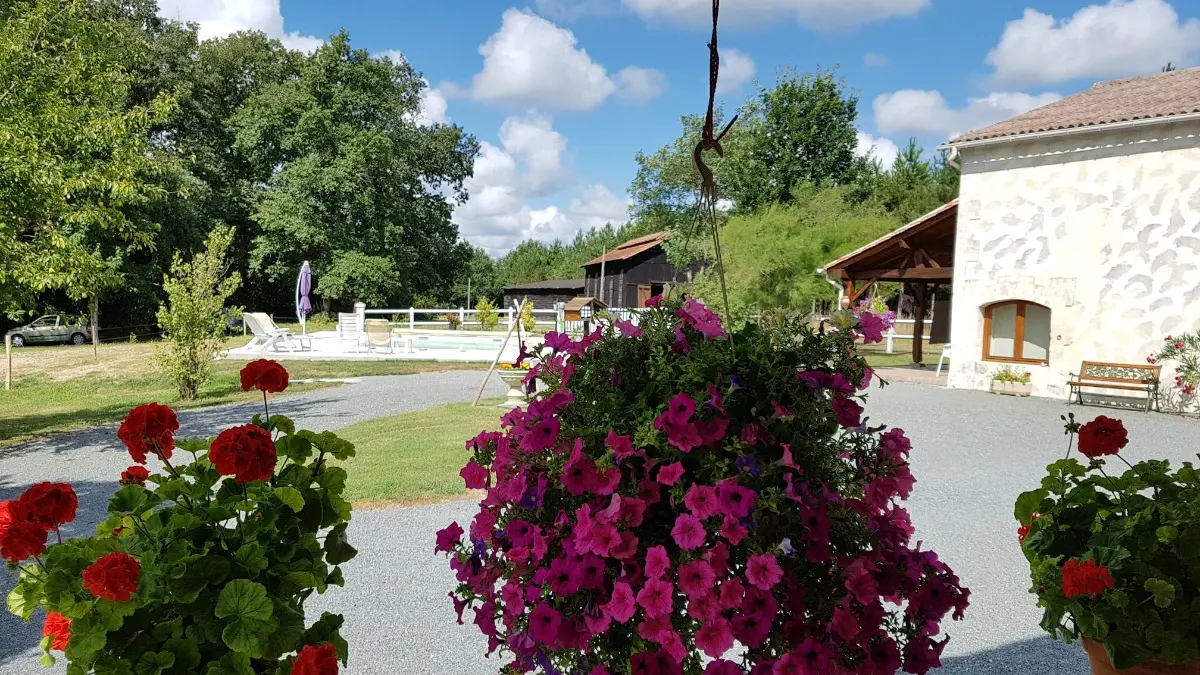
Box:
xmin=1068 ymin=361 xmax=1161 ymax=412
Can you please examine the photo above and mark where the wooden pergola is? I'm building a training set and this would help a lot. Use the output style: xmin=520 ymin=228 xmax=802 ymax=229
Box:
xmin=822 ymin=200 xmax=958 ymax=363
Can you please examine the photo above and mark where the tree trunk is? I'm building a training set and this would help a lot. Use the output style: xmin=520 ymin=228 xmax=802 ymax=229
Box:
xmin=90 ymin=296 xmax=99 ymax=359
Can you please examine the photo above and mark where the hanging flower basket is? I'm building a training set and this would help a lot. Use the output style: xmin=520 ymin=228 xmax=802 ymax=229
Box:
xmin=437 ymin=298 xmax=969 ymax=675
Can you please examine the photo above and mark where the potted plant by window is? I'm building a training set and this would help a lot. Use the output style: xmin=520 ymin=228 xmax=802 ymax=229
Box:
xmin=1 ymin=360 xmax=355 ymax=674
xmin=437 ymin=299 xmax=970 ymax=675
xmin=992 ymin=367 xmax=1033 ymax=396
xmin=1014 ymin=413 xmax=1200 ymax=674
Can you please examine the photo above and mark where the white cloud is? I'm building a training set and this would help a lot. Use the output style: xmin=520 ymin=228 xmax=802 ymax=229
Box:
xmin=621 ymin=0 xmax=928 ymax=28
xmin=378 ymin=49 xmax=406 ymax=65
xmin=470 ymin=9 xmax=662 ymax=110
xmin=863 ymin=52 xmax=889 ymax=68
xmin=987 ymin=0 xmax=1200 ymax=87
xmin=616 ymin=66 xmax=669 ymax=101
xmin=534 ymin=0 xmax=615 ymax=21
xmin=417 ymin=85 xmax=450 ymax=126
xmin=717 ymin=49 xmax=756 ymax=94
xmin=453 ymin=113 xmax=627 ymax=253
xmin=855 ymin=131 xmax=900 ymax=167
xmin=873 ymin=89 xmax=1063 ymax=140
xmin=155 ymin=0 xmax=323 ymax=52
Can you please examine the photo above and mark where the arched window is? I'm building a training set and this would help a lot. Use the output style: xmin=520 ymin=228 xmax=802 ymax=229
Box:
xmin=983 ymin=301 xmax=1051 ymax=364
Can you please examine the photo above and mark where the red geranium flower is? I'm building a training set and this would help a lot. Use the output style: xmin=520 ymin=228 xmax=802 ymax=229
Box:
xmin=0 ymin=499 xmax=15 ymax=535
xmin=43 ymin=612 xmax=71 ymax=651
xmin=240 ymin=359 xmax=290 ymax=394
xmin=292 ymin=643 xmax=339 ymax=675
xmin=209 ymin=424 xmax=277 ymax=483
xmin=0 ymin=521 xmax=49 ymax=562
xmin=15 ymin=482 xmax=78 ymax=529
xmin=1077 ymin=416 xmax=1128 ymax=458
xmin=1061 ymin=558 xmax=1115 ymax=599
xmin=117 ymin=403 xmax=179 ymax=464
xmin=83 ymin=552 xmax=141 ymax=602
xmin=120 ymin=465 xmax=151 ymax=486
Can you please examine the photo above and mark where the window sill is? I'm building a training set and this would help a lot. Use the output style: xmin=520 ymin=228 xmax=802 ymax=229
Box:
xmin=983 ymin=356 xmax=1049 ymax=366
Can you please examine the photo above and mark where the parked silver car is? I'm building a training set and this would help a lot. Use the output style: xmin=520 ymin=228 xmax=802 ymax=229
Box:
xmin=5 ymin=314 xmax=93 ymax=347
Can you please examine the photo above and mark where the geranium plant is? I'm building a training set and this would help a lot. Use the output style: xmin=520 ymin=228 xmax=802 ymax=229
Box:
xmin=437 ymin=297 xmax=969 ymax=675
xmin=2 ymin=359 xmax=357 ymax=675
xmin=1014 ymin=413 xmax=1200 ymax=670
xmin=1150 ymin=334 xmax=1199 ymax=412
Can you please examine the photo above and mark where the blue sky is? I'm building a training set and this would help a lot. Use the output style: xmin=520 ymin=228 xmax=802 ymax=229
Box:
xmin=158 ymin=0 xmax=1200 ymax=253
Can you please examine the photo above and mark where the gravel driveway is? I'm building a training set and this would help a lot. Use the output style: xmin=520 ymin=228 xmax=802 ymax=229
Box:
xmin=2 ymin=376 xmax=1196 ymax=674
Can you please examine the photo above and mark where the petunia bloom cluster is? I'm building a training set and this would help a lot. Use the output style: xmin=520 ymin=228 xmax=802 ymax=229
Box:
xmin=437 ymin=299 xmax=968 ymax=675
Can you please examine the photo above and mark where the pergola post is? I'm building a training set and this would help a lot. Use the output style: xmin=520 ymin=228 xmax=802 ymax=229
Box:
xmin=909 ymin=283 xmax=927 ymax=365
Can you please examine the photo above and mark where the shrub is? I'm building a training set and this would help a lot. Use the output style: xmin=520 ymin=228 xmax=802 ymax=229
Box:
xmin=156 ymin=226 xmax=241 ymax=401
xmin=1015 ymin=413 xmax=1200 ymax=669
xmin=477 ymin=298 xmax=500 ymax=330
xmin=520 ymin=301 xmax=536 ymax=333
xmin=2 ymin=360 xmax=355 ymax=674
xmin=437 ymin=299 xmax=969 ymax=674
xmin=1151 ymin=332 xmax=1200 ymax=396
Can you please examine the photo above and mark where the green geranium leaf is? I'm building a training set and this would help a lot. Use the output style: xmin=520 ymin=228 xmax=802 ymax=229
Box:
xmin=7 ymin=581 xmax=43 ymax=621
xmin=175 ymin=437 xmax=210 ymax=454
xmin=271 ymin=415 xmax=296 ymax=436
xmin=1156 ymin=526 xmax=1179 ymax=544
xmin=318 ymin=466 xmax=348 ymax=493
xmin=234 ymin=543 xmax=269 ymax=574
xmin=134 ymin=651 xmax=175 ymax=675
xmin=162 ymin=638 xmax=200 ymax=672
xmin=274 ymin=486 xmax=305 ymax=512
xmin=1144 ymin=578 xmax=1176 ymax=608
xmin=324 ymin=523 xmax=357 ymax=565
xmin=215 ymin=580 xmax=276 ymax=656
xmin=302 ymin=431 xmax=356 ymax=461
xmin=40 ymin=653 xmax=56 ymax=668
xmin=168 ymin=555 xmax=231 ymax=604
xmin=262 ymin=599 xmax=306 ymax=660
xmin=326 ymin=566 xmax=345 ymax=588
xmin=276 ymin=435 xmax=313 ymax=463
xmin=92 ymin=655 xmax=135 ymax=675
xmin=95 ymin=597 xmax=139 ymax=630
xmin=64 ymin=615 xmax=107 ymax=660
xmin=203 ymin=652 xmax=255 ymax=675
xmin=300 ymin=613 xmax=349 ymax=664
xmin=1014 ymin=489 xmax=1048 ymax=524
xmin=109 ymin=485 xmax=156 ymax=515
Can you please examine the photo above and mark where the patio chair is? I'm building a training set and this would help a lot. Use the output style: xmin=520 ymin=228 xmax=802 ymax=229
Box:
xmin=243 ymin=313 xmax=310 ymax=355
xmin=364 ymin=319 xmax=392 ymax=354
xmin=338 ymin=313 xmax=362 ymax=353
xmin=936 ymin=343 xmax=951 ymax=377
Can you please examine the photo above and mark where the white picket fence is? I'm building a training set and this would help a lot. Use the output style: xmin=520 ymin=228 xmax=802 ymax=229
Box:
xmin=358 ymin=303 xmax=648 ymax=334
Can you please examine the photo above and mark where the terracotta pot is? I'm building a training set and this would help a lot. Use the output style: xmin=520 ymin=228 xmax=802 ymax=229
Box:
xmin=1083 ymin=639 xmax=1200 ymax=675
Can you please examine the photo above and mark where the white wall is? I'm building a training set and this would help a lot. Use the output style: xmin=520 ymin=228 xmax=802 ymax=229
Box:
xmin=948 ymin=118 xmax=1200 ymax=399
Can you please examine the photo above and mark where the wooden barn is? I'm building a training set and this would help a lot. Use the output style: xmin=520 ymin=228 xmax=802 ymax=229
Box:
xmin=582 ymin=232 xmax=686 ymax=308
xmin=502 ymin=279 xmax=585 ymax=310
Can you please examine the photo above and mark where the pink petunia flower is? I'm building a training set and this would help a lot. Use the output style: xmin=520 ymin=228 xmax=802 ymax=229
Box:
xmin=672 ymin=513 xmax=707 ymax=549
xmin=645 ymin=545 xmax=671 ymax=579
xmin=745 ymin=554 xmax=784 ymax=590
xmin=637 ymin=577 xmax=675 ymax=618
xmin=435 ymin=522 xmax=463 ymax=553
xmin=706 ymin=384 xmax=727 ymax=415
xmin=684 ymin=484 xmax=721 ymax=519
xmin=664 ymin=392 xmax=696 ymax=424
xmin=604 ymin=582 xmax=637 ymax=623
xmin=833 ymin=396 xmax=863 ymax=429
xmin=705 ymin=660 xmax=742 ymax=675
xmin=460 ymin=461 xmax=489 ymax=489
xmin=673 ymin=325 xmax=691 ymax=353
xmin=719 ymin=516 xmax=747 ymax=545
xmin=717 ymin=480 xmax=757 ymax=519
xmin=616 ymin=319 xmax=644 ymax=339
xmin=606 ymin=430 xmax=636 ymax=459
xmin=677 ymin=559 xmax=715 ymax=598
xmin=657 ymin=462 xmax=685 ymax=486
xmin=694 ymin=617 xmax=734 ymax=658
xmin=529 ymin=602 xmax=563 ymax=643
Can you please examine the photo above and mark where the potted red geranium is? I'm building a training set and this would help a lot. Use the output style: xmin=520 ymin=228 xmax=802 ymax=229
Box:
xmin=437 ymin=298 xmax=969 ymax=674
xmin=1015 ymin=413 xmax=1200 ymax=674
xmin=2 ymin=359 xmax=356 ymax=674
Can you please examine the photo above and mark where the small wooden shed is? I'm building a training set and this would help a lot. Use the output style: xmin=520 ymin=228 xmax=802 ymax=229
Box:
xmin=564 ymin=296 xmax=607 ymax=321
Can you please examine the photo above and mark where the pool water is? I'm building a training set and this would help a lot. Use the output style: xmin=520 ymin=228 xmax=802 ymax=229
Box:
xmin=411 ymin=336 xmax=509 ymax=351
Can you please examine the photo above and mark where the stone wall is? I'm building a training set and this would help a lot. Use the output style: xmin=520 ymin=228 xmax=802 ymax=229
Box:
xmin=949 ymin=118 xmax=1200 ymax=400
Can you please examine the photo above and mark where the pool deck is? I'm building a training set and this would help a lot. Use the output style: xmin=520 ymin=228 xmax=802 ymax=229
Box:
xmin=224 ymin=330 xmax=536 ymax=363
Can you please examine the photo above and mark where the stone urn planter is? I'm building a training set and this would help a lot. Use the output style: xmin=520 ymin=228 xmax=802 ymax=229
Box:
xmin=496 ymin=367 xmax=530 ymax=409
xmin=992 ymin=380 xmax=1032 ymax=397
xmin=1084 ymin=640 xmax=1200 ymax=675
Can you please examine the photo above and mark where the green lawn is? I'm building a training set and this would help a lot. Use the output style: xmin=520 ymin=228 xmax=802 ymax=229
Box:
xmin=0 ymin=341 xmax=486 ymax=447
xmin=337 ymin=400 xmax=504 ymax=507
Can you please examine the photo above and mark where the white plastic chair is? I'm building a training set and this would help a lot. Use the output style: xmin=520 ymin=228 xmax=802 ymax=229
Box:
xmin=338 ymin=313 xmax=362 ymax=353
xmin=936 ymin=343 xmax=951 ymax=376
xmin=243 ymin=313 xmax=305 ymax=355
